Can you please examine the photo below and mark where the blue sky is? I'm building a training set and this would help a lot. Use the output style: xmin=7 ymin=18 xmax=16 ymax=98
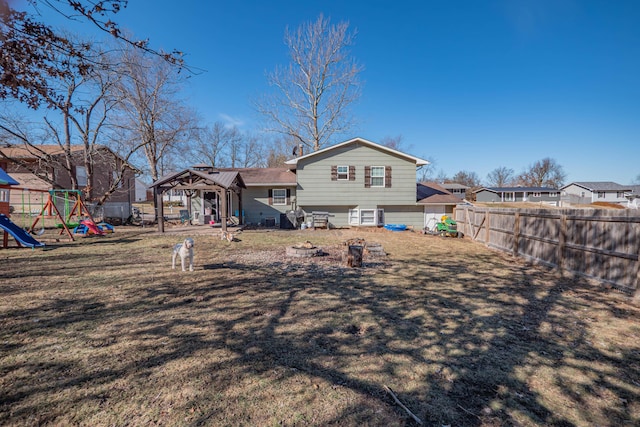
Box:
xmin=22 ymin=0 xmax=640 ymax=184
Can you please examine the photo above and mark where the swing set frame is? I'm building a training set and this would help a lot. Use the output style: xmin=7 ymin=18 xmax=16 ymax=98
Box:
xmin=14 ymin=189 xmax=99 ymax=242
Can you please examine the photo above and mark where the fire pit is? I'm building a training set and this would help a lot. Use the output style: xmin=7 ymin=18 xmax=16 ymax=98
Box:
xmin=286 ymin=241 xmax=321 ymax=258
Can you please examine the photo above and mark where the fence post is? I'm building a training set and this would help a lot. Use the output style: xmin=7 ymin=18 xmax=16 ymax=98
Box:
xmin=635 ymin=221 xmax=640 ymax=302
xmin=558 ymin=213 xmax=567 ymax=272
xmin=513 ymin=211 xmax=520 ymax=257
xmin=485 ymin=210 xmax=491 ymax=245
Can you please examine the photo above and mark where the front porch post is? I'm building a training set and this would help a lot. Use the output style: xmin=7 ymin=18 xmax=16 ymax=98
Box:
xmin=220 ymin=189 xmax=227 ymax=233
xmin=156 ymin=188 xmax=165 ymax=233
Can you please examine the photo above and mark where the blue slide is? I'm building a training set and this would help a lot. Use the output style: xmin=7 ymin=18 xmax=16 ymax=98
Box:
xmin=0 ymin=214 xmax=45 ymax=248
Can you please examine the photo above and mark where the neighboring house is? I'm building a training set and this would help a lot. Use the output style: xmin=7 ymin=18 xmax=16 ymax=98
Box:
xmin=440 ymin=182 xmax=469 ymax=200
xmin=475 ymin=186 xmax=560 ymax=204
xmin=561 ymin=182 xmax=632 ymax=205
xmin=623 ymin=185 xmax=640 ymax=209
xmin=284 ymin=137 xmax=430 ymax=228
xmin=0 ymin=145 xmax=138 ymax=221
xmin=417 ymin=182 xmax=463 ymax=230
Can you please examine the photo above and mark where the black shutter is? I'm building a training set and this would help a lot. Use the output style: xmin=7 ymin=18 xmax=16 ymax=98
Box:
xmin=331 ymin=165 xmax=337 ymax=181
xmin=268 ymin=189 xmax=273 ymax=205
xmin=286 ymin=188 xmax=291 ymax=205
xmin=349 ymin=165 xmax=356 ymax=181
xmin=385 ymin=166 xmax=392 ymax=188
xmin=364 ymin=166 xmax=371 ymax=188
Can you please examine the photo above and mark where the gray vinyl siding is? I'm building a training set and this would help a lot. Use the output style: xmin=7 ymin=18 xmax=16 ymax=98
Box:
xmin=301 ymin=204 xmax=424 ymax=229
xmin=379 ymin=205 xmax=424 ymax=229
xmin=295 ymin=143 xmax=419 ymax=206
xmin=242 ymin=186 xmax=296 ymax=226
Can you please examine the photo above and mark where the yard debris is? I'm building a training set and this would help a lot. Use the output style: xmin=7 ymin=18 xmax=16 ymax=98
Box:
xmin=383 ymin=385 xmax=423 ymax=425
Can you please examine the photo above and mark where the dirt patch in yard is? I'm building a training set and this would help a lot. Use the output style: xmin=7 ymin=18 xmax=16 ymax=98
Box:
xmin=0 ymin=227 xmax=638 ymax=426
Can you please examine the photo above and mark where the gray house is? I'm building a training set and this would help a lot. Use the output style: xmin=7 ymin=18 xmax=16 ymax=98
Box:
xmin=222 ymin=168 xmax=297 ymax=226
xmin=475 ymin=186 xmax=560 ymax=204
xmin=561 ymin=181 xmax=632 ymax=205
xmin=440 ymin=182 xmax=469 ymax=200
xmin=285 ymin=137 xmax=430 ymax=228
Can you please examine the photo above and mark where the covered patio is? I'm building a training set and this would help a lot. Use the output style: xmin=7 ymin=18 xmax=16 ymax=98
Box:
xmin=150 ymin=167 xmax=246 ymax=233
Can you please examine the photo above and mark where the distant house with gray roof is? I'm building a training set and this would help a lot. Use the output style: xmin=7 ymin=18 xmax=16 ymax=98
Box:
xmin=440 ymin=182 xmax=469 ymax=200
xmin=560 ymin=182 xmax=632 ymax=205
xmin=474 ymin=186 xmax=560 ymax=204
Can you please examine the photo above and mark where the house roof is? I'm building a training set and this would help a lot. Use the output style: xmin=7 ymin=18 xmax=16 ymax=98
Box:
xmin=284 ymin=137 xmax=430 ymax=166
xmin=561 ymin=181 xmax=632 ymax=191
xmin=417 ymin=182 xmax=462 ymax=205
xmin=474 ymin=186 xmax=558 ymax=194
xmin=0 ymin=145 xmax=85 ymax=158
xmin=0 ymin=168 xmax=19 ymax=186
xmin=219 ymin=168 xmax=296 ymax=186
xmin=151 ymin=169 xmax=245 ymax=190
xmin=0 ymin=144 xmax=142 ymax=174
xmin=440 ymin=182 xmax=470 ymax=190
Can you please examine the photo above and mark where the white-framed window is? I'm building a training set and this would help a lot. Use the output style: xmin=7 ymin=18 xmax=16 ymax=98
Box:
xmin=504 ymin=192 xmax=515 ymax=202
xmin=597 ymin=191 xmax=605 ymax=199
xmin=532 ymin=192 xmax=541 ymax=197
xmin=617 ymin=191 xmax=625 ymax=198
xmin=348 ymin=208 xmax=384 ymax=226
xmin=549 ymin=192 xmax=558 ymax=197
xmin=0 ymin=189 xmax=8 ymax=203
xmin=76 ymin=166 xmax=87 ymax=186
xmin=371 ymin=166 xmax=384 ymax=187
xmin=337 ymin=165 xmax=349 ymax=180
xmin=272 ymin=189 xmax=286 ymax=205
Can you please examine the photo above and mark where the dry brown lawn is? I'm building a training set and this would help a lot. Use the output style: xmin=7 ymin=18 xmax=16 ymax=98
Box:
xmin=1 ymin=226 xmax=639 ymax=426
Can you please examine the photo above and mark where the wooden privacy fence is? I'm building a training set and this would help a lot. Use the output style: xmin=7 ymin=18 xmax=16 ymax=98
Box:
xmin=455 ymin=207 xmax=640 ymax=295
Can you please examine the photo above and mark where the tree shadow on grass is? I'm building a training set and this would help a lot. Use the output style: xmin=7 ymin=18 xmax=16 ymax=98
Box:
xmin=0 ymin=244 xmax=638 ymax=426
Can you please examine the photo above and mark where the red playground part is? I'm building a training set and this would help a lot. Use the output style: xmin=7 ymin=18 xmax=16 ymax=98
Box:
xmin=80 ymin=220 xmax=106 ymax=235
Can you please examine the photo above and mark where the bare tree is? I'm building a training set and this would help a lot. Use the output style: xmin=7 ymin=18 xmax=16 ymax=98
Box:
xmin=0 ymin=0 xmax=184 ymax=110
xmin=449 ymin=170 xmax=482 ymax=187
xmin=417 ymin=156 xmax=438 ymax=182
xmin=112 ymin=45 xmax=195 ymax=182
xmin=380 ymin=135 xmax=409 ymax=151
xmin=486 ymin=166 xmax=515 ymax=187
xmin=193 ymin=122 xmax=240 ymax=168
xmin=517 ymin=158 xmax=566 ymax=188
xmin=257 ymin=14 xmax=362 ymax=152
xmin=0 ymin=43 xmax=131 ymax=205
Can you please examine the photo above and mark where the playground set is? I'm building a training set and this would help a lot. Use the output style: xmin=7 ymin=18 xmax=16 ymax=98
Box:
xmin=1 ymin=183 xmax=114 ymax=249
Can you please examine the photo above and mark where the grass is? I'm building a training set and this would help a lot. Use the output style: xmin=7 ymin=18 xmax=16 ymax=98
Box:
xmin=1 ymin=227 xmax=638 ymax=426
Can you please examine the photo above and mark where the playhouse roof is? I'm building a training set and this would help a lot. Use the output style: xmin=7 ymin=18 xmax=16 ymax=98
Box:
xmin=0 ymin=168 xmax=19 ymax=186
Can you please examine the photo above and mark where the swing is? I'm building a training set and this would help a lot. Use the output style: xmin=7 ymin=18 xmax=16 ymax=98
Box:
xmin=21 ymin=189 xmax=45 ymax=235
xmin=54 ymin=191 xmax=80 ymax=229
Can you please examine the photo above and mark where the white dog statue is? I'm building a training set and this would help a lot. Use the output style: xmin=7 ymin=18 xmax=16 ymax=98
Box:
xmin=172 ymin=238 xmax=194 ymax=271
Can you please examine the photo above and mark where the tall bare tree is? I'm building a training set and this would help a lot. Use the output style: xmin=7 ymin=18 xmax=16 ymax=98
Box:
xmin=193 ymin=122 xmax=240 ymax=168
xmin=0 ymin=43 xmax=132 ymax=204
xmin=112 ymin=45 xmax=195 ymax=182
xmin=517 ymin=158 xmax=566 ymax=188
xmin=486 ymin=166 xmax=515 ymax=187
xmin=257 ymin=14 xmax=362 ymax=152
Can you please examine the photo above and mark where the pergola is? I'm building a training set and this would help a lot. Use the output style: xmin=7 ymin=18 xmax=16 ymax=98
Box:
xmin=150 ymin=168 xmax=246 ymax=233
